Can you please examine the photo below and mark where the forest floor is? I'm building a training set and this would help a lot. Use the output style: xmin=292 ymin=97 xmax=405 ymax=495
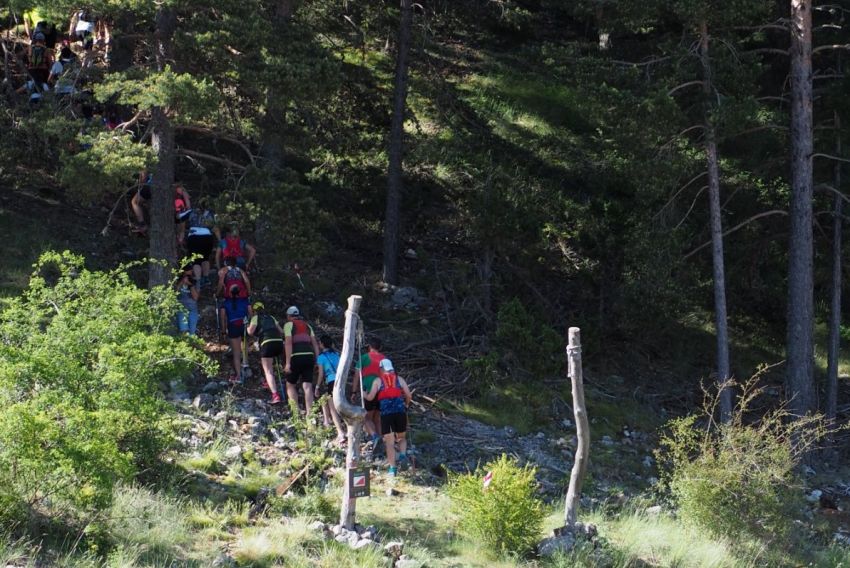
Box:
xmin=4 ymin=188 xmax=850 ymax=566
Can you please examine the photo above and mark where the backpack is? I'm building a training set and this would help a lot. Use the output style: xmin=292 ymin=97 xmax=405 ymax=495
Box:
xmin=377 ymin=371 xmax=403 ymax=401
xmin=223 ymin=236 xmax=244 ymax=259
xmin=174 ymin=192 xmax=188 ymax=214
xmin=258 ymin=314 xmax=281 ymax=342
xmin=29 ymin=44 xmax=48 ymax=70
xmin=223 ymin=267 xmax=248 ymax=299
xmin=289 ymin=318 xmax=313 ymax=354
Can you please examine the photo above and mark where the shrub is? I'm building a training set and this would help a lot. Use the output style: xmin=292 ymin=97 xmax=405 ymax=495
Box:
xmin=447 ymin=454 xmax=545 ymax=557
xmin=0 ymin=252 xmax=214 ymax=521
xmin=657 ymin=374 xmax=821 ymax=542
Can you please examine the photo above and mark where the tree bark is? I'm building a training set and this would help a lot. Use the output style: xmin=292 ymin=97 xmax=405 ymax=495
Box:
xmin=787 ymin=0 xmax=816 ymax=420
xmin=699 ymin=21 xmax=733 ymax=423
xmin=333 ymin=295 xmax=366 ymax=530
xmin=564 ymin=328 xmax=589 ymax=528
xmin=826 ymin=109 xmax=841 ymax=441
xmin=147 ymin=7 xmax=177 ymax=287
xmin=382 ymin=0 xmax=413 ymax=285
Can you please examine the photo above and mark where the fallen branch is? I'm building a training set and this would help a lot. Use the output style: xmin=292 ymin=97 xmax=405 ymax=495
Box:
xmin=275 ymin=464 xmax=310 ymax=496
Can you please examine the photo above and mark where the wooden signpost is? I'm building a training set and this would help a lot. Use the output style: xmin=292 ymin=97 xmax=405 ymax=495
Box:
xmin=333 ymin=295 xmax=368 ymax=530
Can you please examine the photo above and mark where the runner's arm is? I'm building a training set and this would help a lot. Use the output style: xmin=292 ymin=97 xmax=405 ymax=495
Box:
xmin=284 ymin=335 xmax=293 ymax=371
xmin=245 ymin=243 xmax=257 ymax=268
xmin=365 ymin=380 xmax=380 ymax=401
xmin=242 ymin=271 xmax=252 ymax=295
xmin=399 ymin=377 xmax=413 ymax=406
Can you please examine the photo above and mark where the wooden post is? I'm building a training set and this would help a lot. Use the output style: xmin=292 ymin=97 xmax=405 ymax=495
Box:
xmin=564 ymin=327 xmax=589 ymax=528
xmin=333 ymin=295 xmax=367 ymax=530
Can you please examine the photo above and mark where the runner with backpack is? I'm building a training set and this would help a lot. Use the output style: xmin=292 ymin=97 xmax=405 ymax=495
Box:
xmin=364 ymin=358 xmax=412 ymax=478
xmin=185 ymin=206 xmax=217 ymax=287
xmin=216 ymin=256 xmax=251 ymax=300
xmin=215 ymin=227 xmax=256 ymax=271
xmin=131 ymin=178 xmax=191 ymax=238
xmin=283 ymin=306 xmax=320 ymax=418
xmin=353 ymin=336 xmax=386 ymax=449
xmin=247 ymin=302 xmax=283 ymax=405
xmin=219 ymin=284 xmax=252 ymax=382
xmin=16 ymin=31 xmax=52 ymax=104
xmin=316 ymin=334 xmax=346 ymax=444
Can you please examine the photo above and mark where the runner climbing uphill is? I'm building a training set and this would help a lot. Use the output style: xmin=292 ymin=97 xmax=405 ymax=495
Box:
xmin=215 ymin=227 xmax=256 ymax=271
xmin=70 ymin=9 xmax=96 ymax=51
xmin=216 ymin=256 xmax=251 ymax=299
xmin=185 ymin=206 xmax=217 ymax=286
xmin=131 ymin=177 xmax=191 ymax=238
xmin=365 ymin=358 xmax=412 ymax=477
xmin=283 ymin=306 xmax=320 ymax=417
xmin=353 ymin=336 xmax=386 ymax=448
xmin=247 ymin=302 xmax=283 ymax=405
xmin=316 ymin=334 xmax=346 ymax=444
xmin=173 ymin=184 xmax=192 ymax=247
xmin=220 ymin=288 xmax=252 ymax=382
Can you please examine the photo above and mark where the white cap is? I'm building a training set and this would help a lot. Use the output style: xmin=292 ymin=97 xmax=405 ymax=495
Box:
xmin=286 ymin=306 xmax=300 ymax=316
xmin=379 ymin=358 xmax=394 ymax=372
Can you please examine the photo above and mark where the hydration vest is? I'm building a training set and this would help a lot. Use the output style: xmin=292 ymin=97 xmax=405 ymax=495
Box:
xmin=257 ymin=314 xmax=282 ymax=344
xmin=223 ymin=267 xmax=248 ymax=298
xmin=377 ymin=371 xmax=403 ymax=402
xmin=222 ymin=236 xmax=244 ymax=260
xmin=289 ymin=318 xmax=313 ymax=355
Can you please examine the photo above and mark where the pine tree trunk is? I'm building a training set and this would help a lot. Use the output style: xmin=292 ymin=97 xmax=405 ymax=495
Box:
xmin=382 ymin=0 xmax=413 ymax=286
xmin=787 ymin=0 xmax=816 ymax=419
xmin=826 ymin=110 xmax=842 ymax=440
xmin=699 ymin=22 xmax=732 ymax=422
xmin=147 ymin=7 xmax=177 ymax=288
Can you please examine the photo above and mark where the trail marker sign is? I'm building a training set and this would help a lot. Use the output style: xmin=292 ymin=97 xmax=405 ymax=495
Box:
xmin=348 ymin=466 xmax=371 ymax=498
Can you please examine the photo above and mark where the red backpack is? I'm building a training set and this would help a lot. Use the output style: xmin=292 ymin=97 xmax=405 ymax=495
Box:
xmin=223 ymin=267 xmax=248 ymax=298
xmin=222 ymin=236 xmax=244 ymax=259
xmin=174 ymin=191 xmax=188 ymax=213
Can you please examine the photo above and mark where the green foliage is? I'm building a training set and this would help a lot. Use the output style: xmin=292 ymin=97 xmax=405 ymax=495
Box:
xmin=657 ymin=375 xmax=822 ymax=542
xmin=495 ymin=298 xmax=563 ymax=381
xmin=447 ymin=454 xmax=545 ymax=558
xmin=60 ymin=131 xmax=155 ymax=200
xmin=0 ymin=251 xmax=214 ymax=522
xmin=267 ymin=485 xmax=339 ymax=522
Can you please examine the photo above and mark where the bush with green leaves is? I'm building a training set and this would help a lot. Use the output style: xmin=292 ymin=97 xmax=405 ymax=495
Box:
xmin=447 ymin=454 xmax=545 ymax=558
xmin=657 ymin=375 xmax=821 ymax=542
xmin=0 ymin=251 xmax=214 ymax=524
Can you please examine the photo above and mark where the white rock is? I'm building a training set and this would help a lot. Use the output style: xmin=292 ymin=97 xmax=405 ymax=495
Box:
xmin=538 ymin=533 xmax=576 ymax=557
xmin=396 ymin=558 xmax=420 ymax=568
xmin=309 ymin=520 xmax=327 ymax=532
xmin=354 ymin=538 xmax=377 ymax=550
xmin=642 ymin=455 xmax=654 ymax=468
xmin=331 ymin=524 xmax=343 ymax=536
xmin=224 ymin=445 xmax=242 ymax=460
xmin=807 ymin=489 xmax=823 ymax=503
xmin=601 ymin=435 xmax=615 ymax=446
xmin=646 ymin=505 xmax=662 ymax=515
xmin=346 ymin=531 xmax=360 ymax=547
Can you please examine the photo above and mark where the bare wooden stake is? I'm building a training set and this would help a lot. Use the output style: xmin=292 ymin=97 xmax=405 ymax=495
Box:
xmin=564 ymin=327 xmax=590 ymax=528
xmin=333 ymin=295 xmax=367 ymax=530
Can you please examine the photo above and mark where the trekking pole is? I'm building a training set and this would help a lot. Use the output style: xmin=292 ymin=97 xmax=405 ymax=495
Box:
xmin=214 ymin=295 xmax=224 ymax=344
xmin=275 ymin=356 xmax=287 ymax=403
xmin=240 ymin=323 xmax=251 ymax=384
xmin=293 ymin=262 xmax=305 ymax=290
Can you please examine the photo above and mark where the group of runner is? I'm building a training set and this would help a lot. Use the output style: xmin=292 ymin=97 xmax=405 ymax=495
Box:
xmin=155 ymin=181 xmax=413 ymax=475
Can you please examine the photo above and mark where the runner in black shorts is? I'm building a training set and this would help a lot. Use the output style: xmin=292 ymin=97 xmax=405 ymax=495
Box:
xmin=283 ymin=306 xmax=320 ymax=421
xmin=247 ymin=303 xmax=283 ymax=404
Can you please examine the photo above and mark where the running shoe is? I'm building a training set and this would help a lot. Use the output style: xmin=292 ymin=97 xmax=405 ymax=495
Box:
xmin=271 ymin=392 xmax=282 ymax=405
xmin=388 ymin=466 xmax=398 ymax=477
